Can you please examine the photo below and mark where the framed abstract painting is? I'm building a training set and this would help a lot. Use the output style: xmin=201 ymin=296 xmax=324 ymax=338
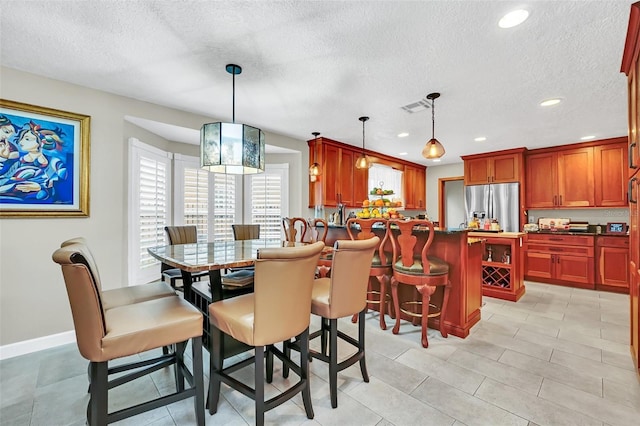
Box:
xmin=0 ymin=99 xmax=90 ymax=217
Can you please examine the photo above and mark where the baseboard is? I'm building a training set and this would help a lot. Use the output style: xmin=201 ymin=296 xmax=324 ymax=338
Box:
xmin=0 ymin=330 xmax=76 ymax=361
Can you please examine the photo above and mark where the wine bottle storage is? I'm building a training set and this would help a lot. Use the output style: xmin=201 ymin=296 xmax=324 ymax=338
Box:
xmin=483 ymin=265 xmax=511 ymax=289
xmin=479 ymin=236 xmax=525 ymax=302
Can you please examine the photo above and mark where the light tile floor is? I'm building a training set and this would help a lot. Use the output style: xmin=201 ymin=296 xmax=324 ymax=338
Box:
xmin=1 ymin=281 xmax=639 ymax=425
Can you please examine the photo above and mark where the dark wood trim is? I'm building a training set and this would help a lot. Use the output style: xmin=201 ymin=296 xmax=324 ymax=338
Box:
xmin=621 ymin=2 xmax=640 ymax=75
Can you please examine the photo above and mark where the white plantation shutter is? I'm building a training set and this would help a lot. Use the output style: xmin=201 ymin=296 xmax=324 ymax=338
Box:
xmin=212 ymin=173 xmax=237 ymax=241
xmin=245 ymin=164 xmax=289 ymax=239
xmin=182 ymin=166 xmax=209 ymax=243
xmin=128 ymin=138 xmax=172 ymax=285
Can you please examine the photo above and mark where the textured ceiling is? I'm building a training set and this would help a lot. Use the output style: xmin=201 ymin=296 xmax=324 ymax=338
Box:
xmin=0 ymin=0 xmax=632 ymax=165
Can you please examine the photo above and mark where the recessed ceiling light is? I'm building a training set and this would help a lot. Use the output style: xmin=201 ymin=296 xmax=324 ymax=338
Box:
xmin=580 ymin=135 xmax=595 ymax=140
xmin=474 ymin=137 xmax=487 ymax=142
xmin=540 ymin=98 xmax=562 ymax=107
xmin=397 ymin=132 xmax=409 ymax=138
xmin=398 ymin=152 xmax=408 ymax=156
xmin=499 ymin=9 xmax=529 ymax=28
xmin=432 ymin=159 xmax=441 ymax=162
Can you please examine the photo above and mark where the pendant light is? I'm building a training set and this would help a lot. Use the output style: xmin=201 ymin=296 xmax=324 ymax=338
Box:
xmin=309 ymin=131 xmax=321 ymax=180
xmin=422 ymin=92 xmax=446 ymax=159
xmin=355 ymin=116 xmax=372 ymax=169
xmin=200 ymin=64 xmax=265 ymax=174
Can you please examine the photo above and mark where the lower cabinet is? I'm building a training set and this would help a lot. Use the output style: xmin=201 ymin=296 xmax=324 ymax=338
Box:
xmin=474 ymin=234 xmax=525 ymax=302
xmin=524 ymin=233 xmax=595 ymax=289
xmin=596 ymin=235 xmax=629 ymax=292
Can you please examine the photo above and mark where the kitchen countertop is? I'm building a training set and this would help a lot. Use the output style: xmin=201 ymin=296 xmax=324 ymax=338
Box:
xmin=320 ymin=222 xmax=467 ymax=234
xmin=467 ymin=231 xmax=525 ymax=238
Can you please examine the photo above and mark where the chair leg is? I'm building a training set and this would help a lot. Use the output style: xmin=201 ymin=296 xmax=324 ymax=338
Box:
xmin=320 ymin=318 xmax=329 ymax=356
xmin=208 ymin=327 xmax=224 ymax=415
xmin=255 ymin=346 xmax=265 ymax=426
xmin=89 ymin=361 xmax=108 ymax=426
xmin=391 ymin=276 xmax=401 ymax=335
xmin=282 ymin=338 xmax=291 ymax=378
xmin=191 ymin=336 xmax=205 ymax=426
xmin=439 ymin=282 xmax=451 ymax=338
xmin=329 ymin=318 xmax=338 ymax=409
xmin=175 ymin=341 xmax=186 ymax=392
xmin=357 ymin=310 xmax=369 ymax=382
xmin=416 ymin=284 xmax=437 ymax=348
xmin=377 ymin=274 xmax=389 ymax=330
xmin=266 ymin=345 xmax=274 ymax=383
xmin=299 ymin=329 xmax=314 ymax=419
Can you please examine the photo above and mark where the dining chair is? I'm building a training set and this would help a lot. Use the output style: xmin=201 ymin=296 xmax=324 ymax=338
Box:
xmin=284 ymin=237 xmax=378 ymax=408
xmin=307 ymin=218 xmax=332 ymax=278
xmin=60 ymin=237 xmax=177 ymax=309
xmin=163 ymin=225 xmax=208 ymax=290
xmin=231 ymin=224 xmax=260 ymax=240
xmin=282 ymin=217 xmax=308 ymax=242
xmin=207 ymin=241 xmax=325 ymax=426
xmin=346 ymin=218 xmax=393 ymax=330
xmin=388 ymin=219 xmax=451 ymax=348
xmin=52 ymin=242 xmax=205 ymax=426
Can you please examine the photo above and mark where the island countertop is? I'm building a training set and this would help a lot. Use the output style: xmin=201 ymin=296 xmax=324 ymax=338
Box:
xmin=466 ymin=231 xmax=525 ymax=238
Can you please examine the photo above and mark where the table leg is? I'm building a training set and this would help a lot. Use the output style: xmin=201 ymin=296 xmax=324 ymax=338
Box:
xmin=180 ymin=270 xmax=194 ymax=303
xmin=208 ymin=270 xmax=223 ymax=302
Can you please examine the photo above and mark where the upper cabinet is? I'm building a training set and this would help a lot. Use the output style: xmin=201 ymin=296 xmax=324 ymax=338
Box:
xmin=308 ymin=137 xmax=422 ymax=209
xmin=404 ymin=165 xmax=426 ymax=210
xmin=461 ymin=148 xmax=526 ymax=186
xmin=525 ymin=138 xmax=628 ymax=209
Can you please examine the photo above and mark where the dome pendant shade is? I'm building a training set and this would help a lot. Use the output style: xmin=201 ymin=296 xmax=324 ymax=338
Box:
xmin=355 ymin=116 xmax=372 ymax=169
xmin=309 ymin=131 xmax=321 ymax=178
xmin=422 ymin=92 xmax=445 ymax=160
xmin=200 ymin=64 xmax=265 ymax=174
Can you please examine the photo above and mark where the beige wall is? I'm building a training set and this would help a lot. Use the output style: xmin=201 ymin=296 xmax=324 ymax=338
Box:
xmin=0 ymin=67 xmax=307 ymax=346
xmin=425 ymin=162 xmax=464 ymax=222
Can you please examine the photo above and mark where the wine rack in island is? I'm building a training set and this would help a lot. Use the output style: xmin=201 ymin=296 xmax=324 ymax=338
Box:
xmin=477 ymin=234 xmax=525 ymax=302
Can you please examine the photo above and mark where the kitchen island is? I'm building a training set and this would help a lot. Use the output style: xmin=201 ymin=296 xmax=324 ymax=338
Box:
xmin=467 ymin=231 xmax=526 ymax=302
xmin=322 ymin=224 xmax=483 ymax=338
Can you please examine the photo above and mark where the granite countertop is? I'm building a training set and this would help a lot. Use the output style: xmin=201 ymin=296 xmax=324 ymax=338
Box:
xmin=321 ymin=222 xmax=467 ymax=234
xmin=467 ymin=231 xmax=525 ymax=238
xmin=525 ymin=230 xmax=597 ymax=236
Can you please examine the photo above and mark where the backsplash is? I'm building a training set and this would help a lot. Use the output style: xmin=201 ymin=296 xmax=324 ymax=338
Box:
xmin=527 ymin=208 xmax=629 ymax=225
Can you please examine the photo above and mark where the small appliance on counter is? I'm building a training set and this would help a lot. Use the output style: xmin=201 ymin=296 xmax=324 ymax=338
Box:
xmin=538 ymin=218 xmax=570 ymax=231
xmin=523 ymin=223 xmax=539 ymax=232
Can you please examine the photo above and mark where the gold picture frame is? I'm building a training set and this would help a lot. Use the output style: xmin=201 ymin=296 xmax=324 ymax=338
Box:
xmin=0 ymin=99 xmax=90 ymax=217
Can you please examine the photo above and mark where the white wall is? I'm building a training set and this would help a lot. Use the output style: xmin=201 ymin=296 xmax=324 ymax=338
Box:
xmin=425 ymin=162 xmax=464 ymax=221
xmin=0 ymin=67 xmax=306 ymax=346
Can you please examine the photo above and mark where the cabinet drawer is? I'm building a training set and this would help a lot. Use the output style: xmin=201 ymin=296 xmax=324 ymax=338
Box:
xmin=526 ymin=233 xmax=594 ymax=246
xmin=526 ymin=243 xmax=594 ymax=257
xmin=597 ymin=236 xmax=629 ymax=247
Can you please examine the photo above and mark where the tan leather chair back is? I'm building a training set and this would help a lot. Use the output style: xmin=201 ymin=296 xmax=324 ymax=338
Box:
xmin=52 ymin=243 xmax=106 ymax=361
xmin=251 ymin=241 xmax=324 ymax=346
xmin=389 ymin=219 xmax=436 ymax=273
xmin=165 ymin=225 xmax=199 ymax=245
xmin=327 ymin=237 xmax=379 ymax=318
xmin=282 ymin=217 xmax=308 ymax=242
xmin=232 ymin=224 xmax=260 ymax=240
xmin=60 ymin=237 xmax=103 ymax=291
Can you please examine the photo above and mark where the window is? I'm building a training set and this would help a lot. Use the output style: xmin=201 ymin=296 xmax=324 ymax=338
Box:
xmin=244 ymin=164 xmax=289 ymax=239
xmin=368 ymin=163 xmax=403 ymax=200
xmin=128 ymin=138 xmax=172 ymax=285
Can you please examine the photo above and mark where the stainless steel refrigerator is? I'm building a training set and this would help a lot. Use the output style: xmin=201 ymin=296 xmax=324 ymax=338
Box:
xmin=464 ymin=183 xmax=520 ymax=232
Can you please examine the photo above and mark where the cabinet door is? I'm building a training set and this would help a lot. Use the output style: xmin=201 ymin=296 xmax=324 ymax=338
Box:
xmin=595 ymin=143 xmax=628 ymax=207
xmin=557 ymin=147 xmax=595 ymax=207
xmin=555 ymin=254 xmax=594 ymax=285
xmin=338 ymin=149 xmax=355 ymax=206
xmin=597 ymin=246 xmax=629 ymax=288
xmin=631 ymin=262 xmax=639 ymax=375
xmin=415 ymin=168 xmax=426 ymax=210
xmin=526 ymin=153 xmax=556 ymax=208
xmin=631 ymin=64 xmax=640 ymax=179
xmin=323 ymin=145 xmax=341 ymax=206
xmin=353 ymin=163 xmax=368 ymax=207
xmin=465 ymin=157 xmax=491 ymax=185
xmin=404 ymin=166 xmax=417 ymax=209
xmin=492 ymin=154 xmax=520 ymax=183
xmin=524 ymin=251 xmax=554 ymax=279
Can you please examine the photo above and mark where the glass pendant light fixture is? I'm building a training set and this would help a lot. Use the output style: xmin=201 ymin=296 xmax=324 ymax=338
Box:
xmin=422 ymin=92 xmax=446 ymax=160
xmin=355 ymin=116 xmax=372 ymax=169
xmin=309 ymin=131 xmax=321 ymax=180
xmin=200 ymin=64 xmax=265 ymax=174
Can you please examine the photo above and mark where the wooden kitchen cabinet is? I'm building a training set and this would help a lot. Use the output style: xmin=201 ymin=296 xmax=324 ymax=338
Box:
xmin=462 ymin=148 xmax=525 ymax=186
xmin=471 ymin=233 xmax=525 ymax=302
xmin=596 ymin=236 xmax=629 ymax=292
xmin=308 ymin=137 xmax=368 ymax=208
xmin=526 ymin=147 xmax=595 ymax=208
xmin=622 ymin=0 xmax=640 ymax=380
xmin=595 ymin=141 xmax=629 ymax=207
xmin=524 ymin=233 xmax=595 ymax=289
xmin=404 ymin=165 xmax=426 ymax=210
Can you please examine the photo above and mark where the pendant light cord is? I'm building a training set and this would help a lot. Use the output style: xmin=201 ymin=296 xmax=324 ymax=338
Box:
xmin=431 ymin=97 xmax=435 ymax=139
xmin=232 ymin=71 xmax=236 ymax=124
xmin=362 ymin=119 xmax=366 ymax=152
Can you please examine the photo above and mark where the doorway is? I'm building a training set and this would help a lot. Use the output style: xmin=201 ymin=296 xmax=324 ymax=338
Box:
xmin=438 ymin=176 xmax=465 ymax=229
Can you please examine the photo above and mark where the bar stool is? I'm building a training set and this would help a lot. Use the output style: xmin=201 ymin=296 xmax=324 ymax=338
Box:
xmin=207 ymin=241 xmax=325 ymax=426
xmin=284 ymin=237 xmax=378 ymax=408
xmin=388 ymin=219 xmax=451 ymax=348
xmin=282 ymin=217 xmax=308 ymax=242
xmin=308 ymin=218 xmax=332 ymax=278
xmin=346 ymin=218 xmax=393 ymax=330
xmin=52 ymin=243 xmax=204 ymax=426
